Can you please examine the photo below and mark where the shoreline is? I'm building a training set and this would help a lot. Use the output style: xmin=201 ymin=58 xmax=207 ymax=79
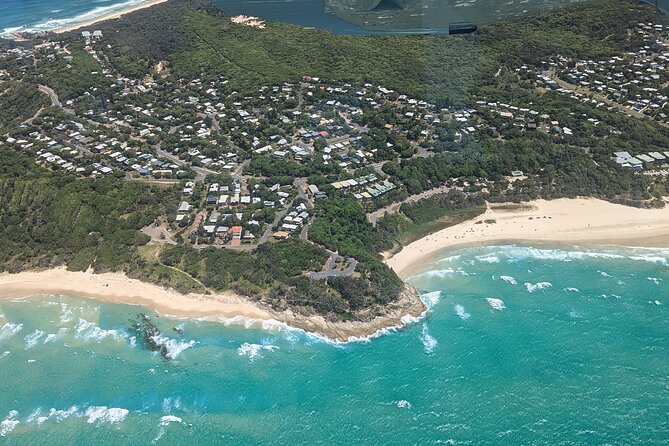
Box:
xmin=0 ymin=267 xmax=425 ymax=343
xmin=3 ymin=0 xmax=170 ymax=39
xmin=385 ymin=197 xmax=669 ymax=278
xmin=3 ymin=197 xmax=667 ymax=342
xmin=53 ymin=0 xmax=170 ymax=34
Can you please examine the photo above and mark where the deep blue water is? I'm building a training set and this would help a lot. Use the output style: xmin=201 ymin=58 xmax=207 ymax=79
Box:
xmin=1 ymin=244 xmax=668 ymax=444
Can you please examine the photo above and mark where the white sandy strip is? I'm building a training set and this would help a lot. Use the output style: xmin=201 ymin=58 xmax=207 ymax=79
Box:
xmin=53 ymin=0 xmax=170 ymax=34
xmin=0 ymin=268 xmax=270 ymax=319
xmin=386 ymin=198 xmax=669 ymax=277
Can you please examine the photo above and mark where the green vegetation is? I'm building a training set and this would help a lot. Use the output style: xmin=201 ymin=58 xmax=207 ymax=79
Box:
xmin=0 ymin=0 xmax=666 ymax=323
xmin=0 ymin=150 xmax=176 ymax=274
xmin=0 ymin=81 xmax=48 ymax=132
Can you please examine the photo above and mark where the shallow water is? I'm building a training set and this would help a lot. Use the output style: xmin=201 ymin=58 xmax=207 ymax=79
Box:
xmin=1 ymin=244 xmax=668 ymax=444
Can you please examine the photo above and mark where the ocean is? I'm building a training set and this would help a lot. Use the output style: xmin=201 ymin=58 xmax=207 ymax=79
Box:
xmin=0 ymin=0 xmax=160 ymax=38
xmin=1 ymin=244 xmax=668 ymax=444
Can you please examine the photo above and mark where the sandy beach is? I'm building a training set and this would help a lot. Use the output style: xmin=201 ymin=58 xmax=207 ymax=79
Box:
xmin=386 ymin=198 xmax=669 ymax=277
xmin=4 ymin=197 xmax=666 ymax=340
xmin=0 ymin=267 xmax=425 ymax=342
xmin=53 ymin=0 xmax=170 ymax=34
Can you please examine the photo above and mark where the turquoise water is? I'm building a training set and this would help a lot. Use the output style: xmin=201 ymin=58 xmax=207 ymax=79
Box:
xmin=0 ymin=0 xmax=162 ymax=37
xmin=1 ymin=244 xmax=669 ymax=444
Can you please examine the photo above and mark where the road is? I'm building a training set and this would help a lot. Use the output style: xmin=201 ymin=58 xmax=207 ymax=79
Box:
xmin=156 ymin=148 xmax=218 ymax=180
xmin=38 ymin=85 xmax=62 ymax=108
xmin=309 ymin=253 xmax=358 ymax=279
xmin=547 ymin=72 xmax=668 ymax=128
xmin=300 ymin=216 xmax=315 ymax=241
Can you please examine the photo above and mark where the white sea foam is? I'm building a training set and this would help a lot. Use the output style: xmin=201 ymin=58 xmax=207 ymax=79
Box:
xmin=24 ymin=330 xmax=45 ymax=349
xmin=628 ymin=255 xmax=668 ymax=265
xmin=30 ymin=406 xmax=80 ymax=425
xmin=420 ymin=324 xmax=437 ymax=354
xmin=396 ymin=400 xmax=412 ymax=409
xmin=654 ymin=300 xmax=662 ymax=306
xmin=485 ymin=298 xmax=506 ymax=311
xmin=161 ymin=397 xmax=181 ymax=414
xmin=401 ymin=314 xmax=422 ymax=325
xmin=420 ymin=291 xmax=442 ymax=310
xmin=436 ymin=254 xmax=461 ymax=264
xmin=159 ymin=415 xmax=182 ymax=426
xmin=150 ymin=335 xmax=196 ymax=360
xmin=524 ymin=282 xmax=552 ymax=293
xmin=499 ymin=275 xmax=517 ymax=285
xmin=0 ymin=323 xmax=24 ymax=341
xmin=84 ymin=406 xmax=129 ymax=425
xmin=563 ymin=287 xmax=580 ymax=292
xmin=568 ymin=310 xmax=582 ymax=318
xmin=237 ymin=342 xmax=278 ymax=361
xmin=416 ymin=268 xmax=469 ymax=278
xmin=208 ymin=306 xmax=428 ymax=346
xmin=492 ymin=245 xmax=669 ymax=267
xmin=43 ymin=328 xmax=69 ymax=345
xmin=1 ymin=411 xmax=19 ymax=437
xmin=74 ymin=318 xmax=125 ymax=343
xmin=601 ymin=294 xmax=621 ymax=299
xmin=0 ymin=351 xmax=9 ymax=359
xmin=59 ymin=303 xmax=76 ymax=325
xmin=476 ymin=254 xmax=499 ymax=263
xmin=153 ymin=415 xmax=184 ymax=444
xmin=496 ymin=246 xmax=627 ymax=262
xmin=646 ymin=277 xmax=663 ymax=285
xmin=598 ymin=271 xmax=612 ymax=278
xmin=454 ymin=304 xmax=471 ymax=320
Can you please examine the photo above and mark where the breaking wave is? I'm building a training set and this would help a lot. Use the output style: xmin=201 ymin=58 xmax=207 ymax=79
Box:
xmin=150 ymin=335 xmax=196 ymax=360
xmin=27 ymin=406 xmax=80 ymax=425
xmin=74 ymin=318 xmax=126 ymax=343
xmin=420 ymin=324 xmax=437 ymax=354
xmin=0 ymin=322 xmax=24 ymax=341
xmin=0 ymin=411 xmax=19 ymax=437
xmin=499 ymin=275 xmax=517 ymax=285
xmin=476 ymin=254 xmax=499 ymax=263
xmin=238 ymin=342 xmax=278 ymax=361
xmin=24 ymin=330 xmax=46 ymax=349
xmin=478 ymin=245 xmax=669 ymax=265
xmin=396 ymin=400 xmax=412 ymax=409
xmin=85 ymin=406 xmax=129 ymax=425
xmin=454 ymin=304 xmax=471 ymax=320
xmin=525 ymin=282 xmax=552 ymax=293
xmin=485 ymin=298 xmax=506 ymax=311
xmin=420 ymin=291 xmax=442 ymax=310
xmin=415 ymin=268 xmax=470 ymax=278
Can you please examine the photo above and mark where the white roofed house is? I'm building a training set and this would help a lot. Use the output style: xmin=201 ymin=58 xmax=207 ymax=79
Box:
xmin=178 ymin=201 xmax=191 ymax=213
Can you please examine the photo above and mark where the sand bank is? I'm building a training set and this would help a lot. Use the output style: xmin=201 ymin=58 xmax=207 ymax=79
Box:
xmin=0 ymin=267 xmax=425 ymax=342
xmin=386 ymin=198 xmax=669 ymax=278
xmin=53 ymin=0 xmax=170 ymax=34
